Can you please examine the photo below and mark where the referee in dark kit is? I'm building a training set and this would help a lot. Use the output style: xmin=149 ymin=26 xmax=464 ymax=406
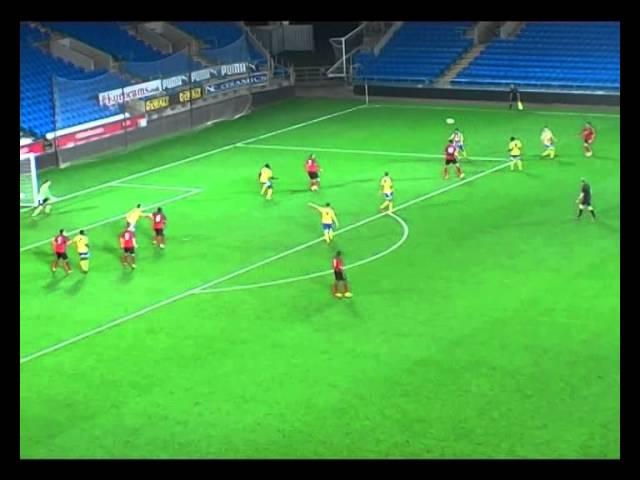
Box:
xmin=508 ymin=84 xmax=522 ymax=110
xmin=576 ymin=178 xmax=597 ymax=221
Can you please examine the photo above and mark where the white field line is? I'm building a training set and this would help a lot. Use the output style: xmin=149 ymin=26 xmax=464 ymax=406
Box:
xmin=238 ymin=144 xmax=505 ymax=162
xmin=20 ymin=189 xmax=202 ymax=253
xmin=110 ymin=183 xmax=200 ymax=193
xmin=20 ymin=161 xmax=509 ymax=365
xmin=20 ymin=105 xmax=367 ymax=213
xmin=195 ymin=213 xmax=409 ymax=294
xmin=370 ymin=103 xmax=620 ymax=118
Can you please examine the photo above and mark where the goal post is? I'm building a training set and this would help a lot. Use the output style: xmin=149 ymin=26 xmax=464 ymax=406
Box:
xmin=327 ymin=23 xmax=366 ymax=81
xmin=20 ymin=153 xmax=39 ymax=207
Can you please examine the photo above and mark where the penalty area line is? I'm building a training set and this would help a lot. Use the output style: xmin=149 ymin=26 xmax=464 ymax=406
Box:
xmin=20 ymin=189 xmax=203 ymax=253
xmin=238 ymin=144 xmax=505 ymax=162
xmin=21 ymin=104 xmax=368 ymax=210
xmin=109 ymin=183 xmax=201 ymax=193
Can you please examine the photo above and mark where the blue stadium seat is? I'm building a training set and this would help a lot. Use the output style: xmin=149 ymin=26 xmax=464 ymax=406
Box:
xmin=123 ymin=52 xmax=207 ymax=80
xmin=453 ymin=22 xmax=619 ymax=91
xmin=42 ymin=22 xmax=219 ymax=80
xmin=20 ymin=39 xmax=129 ymax=137
xmin=20 ymin=23 xmax=47 ymax=44
xmin=42 ymin=22 xmax=166 ymax=62
xmin=172 ymin=22 xmax=267 ymax=67
xmin=354 ymin=22 xmax=474 ymax=85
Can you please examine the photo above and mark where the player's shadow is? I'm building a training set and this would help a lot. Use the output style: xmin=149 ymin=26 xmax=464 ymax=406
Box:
xmin=401 ymin=176 xmax=441 ymax=182
xmin=57 ymin=205 xmax=100 ymax=215
xmin=390 ymin=157 xmax=441 ymax=165
xmin=342 ymin=297 xmax=364 ymax=319
xmin=96 ymin=242 xmax=138 ymax=276
xmin=554 ymin=159 xmax=576 ymax=167
xmin=424 ymin=199 xmax=464 ymax=208
xmin=98 ymin=242 xmax=122 ymax=259
xmin=22 ymin=217 xmax=42 ymax=229
xmin=321 ymin=178 xmax=379 ymax=190
xmin=31 ymin=249 xmax=53 ymax=265
xmin=594 ymin=219 xmax=620 ymax=233
xmin=44 ymin=273 xmax=69 ymax=291
xmin=284 ymin=188 xmax=316 ymax=194
xmin=66 ymin=274 xmax=88 ymax=296
xmin=282 ymin=178 xmax=377 ymax=194
xmin=120 ymin=268 xmax=136 ymax=282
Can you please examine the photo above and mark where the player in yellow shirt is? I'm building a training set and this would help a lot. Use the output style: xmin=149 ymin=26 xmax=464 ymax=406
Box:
xmin=71 ymin=229 xmax=90 ymax=273
xmin=258 ymin=164 xmax=275 ymax=200
xmin=508 ymin=136 xmax=524 ymax=171
xmin=125 ymin=204 xmax=145 ymax=231
xmin=540 ymin=126 xmax=556 ymax=159
xmin=379 ymin=172 xmax=394 ymax=213
xmin=308 ymin=202 xmax=339 ymax=244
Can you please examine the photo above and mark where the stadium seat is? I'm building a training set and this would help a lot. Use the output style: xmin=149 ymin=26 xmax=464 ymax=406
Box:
xmin=20 ymin=27 xmax=129 ymax=137
xmin=453 ymin=22 xmax=620 ymax=91
xmin=354 ymin=22 xmax=474 ymax=85
xmin=42 ymin=22 xmax=166 ymax=62
xmin=172 ymin=22 xmax=268 ymax=68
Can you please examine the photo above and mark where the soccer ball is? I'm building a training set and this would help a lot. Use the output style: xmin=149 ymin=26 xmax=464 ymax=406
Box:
xmin=446 ymin=118 xmax=455 ymax=125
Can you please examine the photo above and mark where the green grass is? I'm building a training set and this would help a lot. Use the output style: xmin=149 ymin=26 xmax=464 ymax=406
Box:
xmin=20 ymin=97 xmax=620 ymax=458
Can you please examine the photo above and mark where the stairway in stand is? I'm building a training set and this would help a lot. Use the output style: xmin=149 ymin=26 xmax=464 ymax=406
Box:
xmin=434 ymin=43 xmax=489 ymax=88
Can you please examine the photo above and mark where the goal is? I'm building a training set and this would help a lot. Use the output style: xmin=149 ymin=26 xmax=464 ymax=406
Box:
xmin=20 ymin=153 xmax=39 ymax=207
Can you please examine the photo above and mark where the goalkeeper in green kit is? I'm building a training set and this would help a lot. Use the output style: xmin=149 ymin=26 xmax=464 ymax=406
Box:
xmin=31 ymin=180 xmax=56 ymax=217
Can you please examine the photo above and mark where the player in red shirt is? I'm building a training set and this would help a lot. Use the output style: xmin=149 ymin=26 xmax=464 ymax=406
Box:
xmin=51 ymin=229 xmax=72 ymax=274
xmin=119 ymin=226 xmax=138 ymax=269
xmin=443 ymin=141 xmax=464 ymax=180
xmin=305 ymin=154 xmax=321 ymax=191
xmin=332 ymin=251 xmax=353 ymax=298
xmin=581 ymin=122 xmax=596 ymax=157
xmin=149 ymin=207 xmax=167 ymax=249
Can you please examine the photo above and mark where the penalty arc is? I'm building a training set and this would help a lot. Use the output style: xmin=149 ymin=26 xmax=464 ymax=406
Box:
xmin=194 ymin=213 xmax=410 ymax=295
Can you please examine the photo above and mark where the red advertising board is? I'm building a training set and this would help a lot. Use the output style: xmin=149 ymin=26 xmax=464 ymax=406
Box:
xmin=54 ymin=115 xmax=147 ymax=150
xmin=20 ymin=140 xmax=45 ymax=156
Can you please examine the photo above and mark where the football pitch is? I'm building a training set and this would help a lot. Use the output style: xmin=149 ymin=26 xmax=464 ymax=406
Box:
xmin=20 ymin=97 xmax=620 ymax=459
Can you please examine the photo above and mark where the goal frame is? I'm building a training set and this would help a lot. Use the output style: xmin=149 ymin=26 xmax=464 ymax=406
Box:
xmin=20 ymin=153 xmax=39 ymax=207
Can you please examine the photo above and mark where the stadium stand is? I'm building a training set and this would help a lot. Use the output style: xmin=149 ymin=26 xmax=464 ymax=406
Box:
xmin=42 ymin=22 xmax=166 ymax=62
xmin=171 ymin=22 xmax=268 ymax=67
xmin=353 ymin=22 xmax=474 ymax=84
xmin=20 ymin=23 xmax=47 ymax=44
xmin=20 ymin=24 xmax=126 ymax=137
xmin=20 ymin=21 xmax=277 ymax=138
xmin=123 ymin=52 xmax=207 ymax=80
xmin=44 ymin=22 xmax=210 ymax=81
xmin=452 ymin=22 xmax=620 ymax=91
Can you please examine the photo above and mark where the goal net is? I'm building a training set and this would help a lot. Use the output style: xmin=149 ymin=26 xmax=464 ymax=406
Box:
xmin=20 ymin=153 xmax=38 ymax=207
xmin=51 ymin=36 xmax=262 ymax=167
xmin=327 ymin=24 xmax=366 ymax=80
